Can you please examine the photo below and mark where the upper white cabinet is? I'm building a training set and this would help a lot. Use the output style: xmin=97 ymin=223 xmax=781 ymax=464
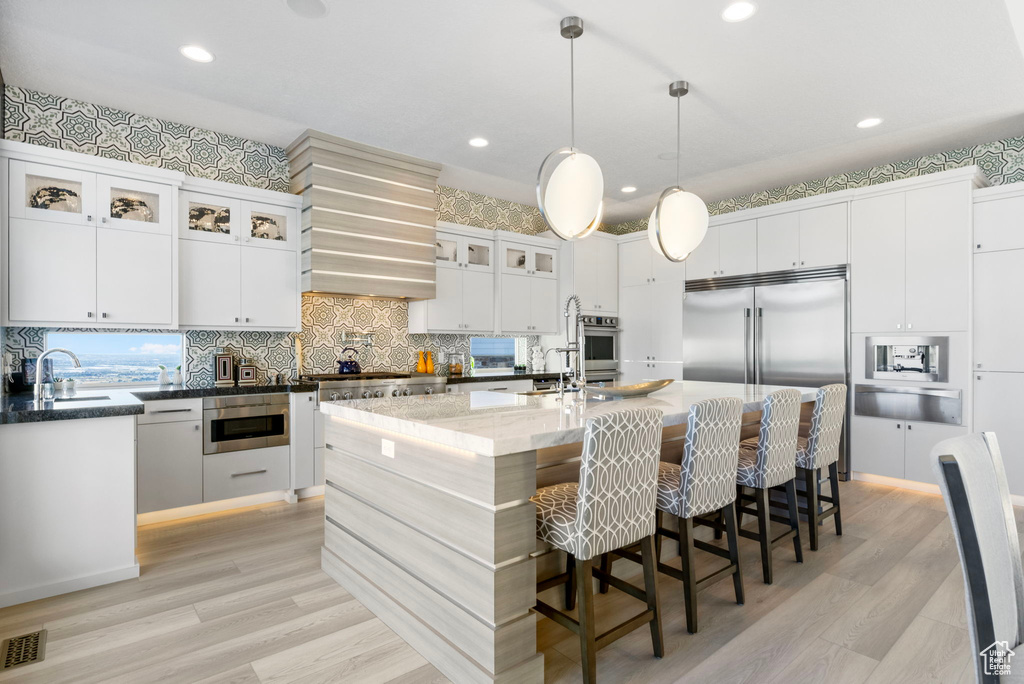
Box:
xmin=685 ymin=220 xmax=757 ymax=280
xmin=501 ymin=241 xmax=557 ymax=278
xmin=974 ymin=191 xmax=1024 ymax=253
xmin=409 ymin=228 xmax=495 ymax=333
xmin=851 ymin=180 xmax=971 ymax=333
xmin=498 ymin=236 xmax=559 ymax=334
xmin=3 ymin=143 xmax=181 ymax=328
xmin=177 ymin=178 xmax=301 ymax=331
xmin=756 ymin=203 xmax=847 ymax=273
xmin=570 ymin=234 xmax=618 ymax=313
xmin=618 ymin=278 xmax=683 ymax=371
xmin=618 ymin=237 xmax=685 ymax=288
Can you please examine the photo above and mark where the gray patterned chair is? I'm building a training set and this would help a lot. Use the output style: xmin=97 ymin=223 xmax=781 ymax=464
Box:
xmin=608 ymin=397 xmax=746 ymax=634
xmin=531 ymin=407 xmax=665 ymax=684
xmin=932 ymin=433 xmax=1024 ymax=684
xmin=735 ymin=388 xmax=804 ymax=584
xmin=793 ymin=384 xmax=847 ymax=551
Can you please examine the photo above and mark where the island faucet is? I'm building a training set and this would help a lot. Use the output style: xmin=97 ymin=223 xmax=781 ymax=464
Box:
xmin=35 ymin=348 xmax=80 ymax=402
xmin=554 ymin=295 xmax=587 ymax=396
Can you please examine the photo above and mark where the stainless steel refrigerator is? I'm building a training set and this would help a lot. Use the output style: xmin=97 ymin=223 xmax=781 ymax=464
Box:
xmin=682 ymin=267 xmax=850 ymax=472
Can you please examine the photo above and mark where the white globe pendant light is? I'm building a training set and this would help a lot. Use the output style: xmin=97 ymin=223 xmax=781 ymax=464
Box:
xmin=648 ymin=81 xmax=709 ymax=262
xmin=537 ymin=17 xmax=604 ymax=241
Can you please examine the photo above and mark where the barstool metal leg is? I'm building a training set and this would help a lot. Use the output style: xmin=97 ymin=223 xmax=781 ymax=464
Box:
xmin=678 ymin=517 xmax=698 ymax=633
xmin=804 ymin=467 xmax=820 ymax=551
xmin=575 ymin=557 xmax=597 ymax=684
xmin=785 ymin=479 xmax=804 ymax=563
xmin=829 ymin=461 xmax=843 ymax=536
xmin=756 ymin=487 xmax=773 ymax=584
xmin=640 ymin=535 xmax=665 ymax=657
xmin=723 ymin=502 xmax=744 ymax=605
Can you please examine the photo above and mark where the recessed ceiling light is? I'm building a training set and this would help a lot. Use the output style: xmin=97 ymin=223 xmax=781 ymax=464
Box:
xmin=857 ymin=117 xmax=883 ymax=129
xmin=286 ymin=0 xmax=329 ymax=19
xmin=468 ymin=137 xmax=489 ymax=147
xmin=621 ymin=186 xmax=637 ymax=193
xmin=179 ymin=45 xmax=214 ymax=63
xmin=722 ymin=1 xmax=757 ymax=22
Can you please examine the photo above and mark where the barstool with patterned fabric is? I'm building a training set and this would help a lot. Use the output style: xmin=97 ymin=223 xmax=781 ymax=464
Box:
xmin=795 ymin=384 xmax=847 ymax=551
xmin=735 ymin=388 xmax=804 ymax=584
xmin=531 ymin=407 xmax=665 ymax=684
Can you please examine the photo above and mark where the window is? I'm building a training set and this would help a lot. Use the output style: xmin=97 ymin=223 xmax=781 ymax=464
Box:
xmin=44 ymin=332 xmax=183 ymax=386
xmin=470 ymin=338 xmax=517 ymax=370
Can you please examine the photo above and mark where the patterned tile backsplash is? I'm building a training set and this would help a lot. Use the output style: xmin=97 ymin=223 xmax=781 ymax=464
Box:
xmin=2 ymin=86 xmax=290 ymax=192
xmin=2 ymin=295 xmax=538 ymax=387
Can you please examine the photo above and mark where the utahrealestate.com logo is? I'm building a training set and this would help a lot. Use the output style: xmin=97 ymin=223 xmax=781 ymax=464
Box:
xmin=980 ymin=641 xmax=1015 ymax=677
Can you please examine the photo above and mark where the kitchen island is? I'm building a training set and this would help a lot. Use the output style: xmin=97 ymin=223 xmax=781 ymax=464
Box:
xmin=319 ymin=380 xmax=819 ymax=683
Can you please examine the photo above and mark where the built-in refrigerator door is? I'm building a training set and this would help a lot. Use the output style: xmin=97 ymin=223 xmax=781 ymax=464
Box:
xmin=754 ymin=279 xmax=847 ymax=388
xmin=682 ymin=287 xmax=755 ymax=383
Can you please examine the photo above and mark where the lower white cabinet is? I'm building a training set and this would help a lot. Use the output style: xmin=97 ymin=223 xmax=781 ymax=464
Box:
xmin=203 ymin=445 xmax=290 ymax=502
xmin=851 ymin=414 xmax=966 ymax=483
xmin=620 ymin=361 xmax=683 ymax=385
xmin=290 ymin=392 xmax=317 ymax=491
xmin=137 ymin=419 xmax=203 ymax=514
xmin=410 ymin=267 xmax=494 ymax=332
xmin=974 ymin=371 xmax=1024 ymax=496
xmin=974 ymin=250 xmax=1024 ymax=372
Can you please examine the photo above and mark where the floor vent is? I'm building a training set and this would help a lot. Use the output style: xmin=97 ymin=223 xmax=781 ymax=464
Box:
xmin=1 ymin=630 xmax=47 ymax=671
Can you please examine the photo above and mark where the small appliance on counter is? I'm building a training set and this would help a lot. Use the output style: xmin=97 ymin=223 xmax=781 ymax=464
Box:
xmin=338 ymin=348 xmax=362 ymax=374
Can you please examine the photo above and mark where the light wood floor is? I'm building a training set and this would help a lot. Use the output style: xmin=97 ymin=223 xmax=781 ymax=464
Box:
xmin=0 ymin=480 xmax=1001 ymax=683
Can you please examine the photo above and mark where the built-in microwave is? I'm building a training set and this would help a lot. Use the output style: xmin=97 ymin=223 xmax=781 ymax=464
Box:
xmin=582 ymin=315 xmax=619 ymax=373
xmin=864 ymin=336 xmax=949 ymax=383
xmin=203 ymin=394 xmax=290 ymax=455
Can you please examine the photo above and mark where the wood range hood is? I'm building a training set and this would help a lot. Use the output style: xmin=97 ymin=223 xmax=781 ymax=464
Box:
xmin=287 ymin=129 xmax=442 ymax=300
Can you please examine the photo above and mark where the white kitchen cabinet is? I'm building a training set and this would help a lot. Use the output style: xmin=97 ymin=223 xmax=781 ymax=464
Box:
xmin=180 ymin=191 xmax=242 ymax=244
xmin=974 ymin=250 xmax=1024 ymax=372
xmin=179 ymin=240 xmax=242 ymax=327
xmin=618 ymin=285 xmax=650 ymax=363
xmin=618 ymin=279 xmax=683 ymax=367
xmin=618 ymin=360 xmax=681 ymax=384
xmin=446 ymin=379 xmax=533 ymax=394
xmin=242 ymin=200 xmax=296 ymax=250
xmin=851 ymin=182 xmax=969 ymax=333
xmin=8 ymin=218 xmax=97 ymax=324
xmin=461 ymin=270 xmax=495 ymax=332
xmin=974 ymin=372 xmax=1024 ymax=496
xmin=652 ymin=253 xmax=687 ymax=284
xmin=435 ymin=231 xmax=494 ymax=273
xmin=203 ymin=446 xmax=290 ymax=502
xmin=410 ymin=229 xmax=496 ymax=333
xmin=619 ymin=239 xmax=652 ymax=288
xmin=756 ymin=203 xmax=847 ymax=273
xmin=903 ymin=421 xmax=967 ymax=486
xmin=240 ymin=246 xmax=299 ymax=329
xmin=9 ymin=159 xmax=97 ymax=225
xmin=96 ymin=228 xmax=173 ymax=327
xmin=97 ymin=174 xmax=174 ymax=235
xmin=905 ymin=183 xmax=970 ymax=333
xmin=974 ymin=194 xmax=1024 ymax=253
xmin=572 ymin=236 xmax=618 ymax=313
xmin=851 ymin=192 xmax=906 ymax=332
xmin=137 ymin=420 xmax=203 ymax=514
xmin=290 ymin=392 xmax=317 ymax=492
xmin=686 ymin=220 xmax=757 ymax=279
xmin=530 ymin=277 xmax=559 ymax=333
xmin=756 ymin=212 xmax=800 ymax=273
xmin=500 ymin=273 xmax=556 ymax=333
xmin=851 ymin=414 xmax=965 ymax=484
xmin=799 ymin=203 xmax=848 ymax=268
xmin=501 ymin=241 xmax=557 ymax=278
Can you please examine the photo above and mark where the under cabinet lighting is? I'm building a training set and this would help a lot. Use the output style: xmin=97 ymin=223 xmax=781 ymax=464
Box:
xmin=179 ymin=45 xmax=214 ymax=63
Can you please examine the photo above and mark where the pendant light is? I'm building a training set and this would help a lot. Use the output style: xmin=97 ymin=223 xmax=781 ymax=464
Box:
xmin=537 ymin=16 xmax=604 ymax=241
xmin=648 ymin=80 xmax=709 ymax=262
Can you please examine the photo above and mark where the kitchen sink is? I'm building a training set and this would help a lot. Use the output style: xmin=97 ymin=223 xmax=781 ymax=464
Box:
xmin=54 ymin=395 xmax=110 ymax=402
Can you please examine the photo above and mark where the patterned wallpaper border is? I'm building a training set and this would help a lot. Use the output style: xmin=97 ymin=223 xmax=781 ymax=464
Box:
xmin=437 ymin=185 xmax=549 ymax=235
xmin=2 ymin=86 xmax=290 ymax=192
xmin=601 ymin=134 xmax=1024 ymax=235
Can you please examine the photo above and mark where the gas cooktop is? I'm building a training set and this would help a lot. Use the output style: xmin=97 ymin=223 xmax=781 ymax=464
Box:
xmin=303 ymin=371 xmax=447 ymax=400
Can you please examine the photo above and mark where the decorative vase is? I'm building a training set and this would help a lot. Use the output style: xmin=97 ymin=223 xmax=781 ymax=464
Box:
xmin=425 ymin=351 xmax=434 ymax=374
xmin=531 ymin=346 xmax=546 ymax=372
xmin=416 ymin=351 xmax=427 ymax=374
xmin=173 ymin=368 xmax=183 ymax=385
xmin=158 ymin=368 xmax=171 ymax=385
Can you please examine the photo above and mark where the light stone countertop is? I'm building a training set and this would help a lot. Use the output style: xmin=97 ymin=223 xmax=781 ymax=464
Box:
xmin=320 ymin=380 xmax=820 ymax=456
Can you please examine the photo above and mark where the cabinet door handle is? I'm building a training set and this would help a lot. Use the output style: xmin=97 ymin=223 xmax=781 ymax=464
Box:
xmin=308 ymin=396 xmax=313 ymax=401
xmin=101 ymin=216 xmax=108 ymax=223
xmin=907 ymin=424 xmax=913 ymax=430
xmin=234 ymin=236 xmax=240 ymax=242
xmin=245 ymin=317 xmax=251 ymax=323
xmin=792 ymin=262 xmax=797 ymax=266
xmin=800 ymin=261 xmax=805 ymax=265
xmin=87 ymin=311 xmax=94 ymax=318
xmin=907 ymin=323 xmax=913 ymax=330
xmin=896 ymin=423 xmax=901 ymax=429
xmin=86 ymin=214 xmax=93 ymax=222
xmin=101 ymin=312 xmax=109 ymax=319
xmin=977 ymin=244 xmax=982 ymax=250
xmin=194 ymin=424 xmax=201 ymax=431
xmin=896 ymin=324 xmax=902 ymax=329
xmin=152 ymin=408 xmax=192 ymax=414
xmin=231 ymin=469 xmax=268 ymax=478
xmin=234 ymin=317 xmax=240 ymax=323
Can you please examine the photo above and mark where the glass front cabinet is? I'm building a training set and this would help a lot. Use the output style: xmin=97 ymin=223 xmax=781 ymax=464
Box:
xmin=500 ymin=241 xmax=557 ymax=278
xmin=435 ymin=232 xmax=493 ymax=273
xmin=180 ymin=192 xmax=294 ymax=250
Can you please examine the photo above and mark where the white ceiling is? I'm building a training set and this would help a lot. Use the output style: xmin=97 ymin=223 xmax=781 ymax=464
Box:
xmin=2 ymin=0 xmax=1024 ymax=223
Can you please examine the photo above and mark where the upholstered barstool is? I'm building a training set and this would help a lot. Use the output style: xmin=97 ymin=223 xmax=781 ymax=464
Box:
xmin=634 ymin=397 xmax=745 ymax=634
xmin=794 ymin=384 xmax=847 ymax=551
xmin=531 ymin=407 xmax=665 ymax=684
xmin=735 ymin=388 xmax=803 ymax=584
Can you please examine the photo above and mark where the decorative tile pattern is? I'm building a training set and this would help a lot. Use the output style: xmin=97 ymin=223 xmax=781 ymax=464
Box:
xmin=437 ymin=185 xmax=549 ymax=235
xmin=602 ymin=134 xmax=1024 ymax=234
xmin=3 ymin=86 xmax=290 ymax=192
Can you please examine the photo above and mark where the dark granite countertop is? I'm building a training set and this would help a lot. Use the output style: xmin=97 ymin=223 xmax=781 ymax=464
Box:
xmin=445 ymin=371 xmax=561 ymax=385
xmin=1 ymin=382 xmax=320 ymax=424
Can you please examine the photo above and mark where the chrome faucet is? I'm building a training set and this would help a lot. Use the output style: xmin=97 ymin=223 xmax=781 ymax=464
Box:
xmin=553 ymin=295 xmax=587 ymax=397
xmin=35 ymin=348 xmax=80 ymax=402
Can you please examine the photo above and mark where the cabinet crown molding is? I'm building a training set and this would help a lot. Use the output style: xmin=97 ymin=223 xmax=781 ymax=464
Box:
xmin=0 ymin=139 xmax=184 ymax=187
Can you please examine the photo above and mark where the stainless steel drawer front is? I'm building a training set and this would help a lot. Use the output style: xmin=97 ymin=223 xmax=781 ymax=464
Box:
xmin=854 ymin=385 xmax=962 ymax=425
